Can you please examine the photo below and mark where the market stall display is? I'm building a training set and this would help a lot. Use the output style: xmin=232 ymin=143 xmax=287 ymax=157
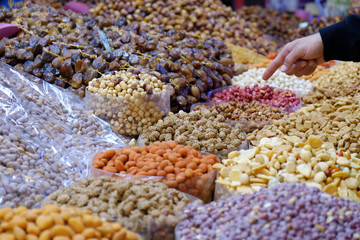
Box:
xmin=1 ymin=1 xmax=360 ymax=239
xmin=43 ymin=177 xmax=193 ymax=240
xmin=0 ymin=204 xmax=140 ymax=240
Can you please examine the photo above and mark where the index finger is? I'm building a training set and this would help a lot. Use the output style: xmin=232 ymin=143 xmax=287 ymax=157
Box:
xmin=262 ymin=48 xmax=289 ymax=80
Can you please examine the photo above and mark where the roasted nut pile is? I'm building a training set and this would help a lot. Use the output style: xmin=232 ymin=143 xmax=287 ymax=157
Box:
xmin=302 ymin=80 xmax=360 ymax=105
xmin=92 ymin=142 xmax=218 ymax=201
xmin=232 ymin=68 xmax=313 ymax=97
xmin=89 ymin=0 xmax=277 ymax=55
xmin=86 ymin=69 xmax=169 ymax=136
xmin=176 ymin=183 xmax=360 ymax=240
xmin=0 ymin=3 xmax=234 ymax=112
xmin=0 ymin=64 xmax=123 ymax=208
xmin=140 ymin=109 xmax=247 ymax=158
xmin=44 ymin=177 xmax=190 ymax=240
xmin=210 ymin=85 xmax=301 ymax=110
xmin=0 ymin=204 xmax=139 ymax=240
xmin=248 ymin=96 xmax=360 ymax=153
xmin=313 ymin=62 xmax=360 ymax=88
xmin=215 ymin=136 xmax=360 ymax=202
xmin=192 ymin=101 xmax=285 ymax=132
xmin=302 ymin=65 xmax=330 ymax=82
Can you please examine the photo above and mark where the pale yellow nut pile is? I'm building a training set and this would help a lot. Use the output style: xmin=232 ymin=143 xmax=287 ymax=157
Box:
xmin=313 ymin=62 xmax=360 ymax=88
xmin=214 ymin=136 xmax=360 ymax=203
xmin=88 ymin=71 xmax=165 ymax=98
xmin=86 ymin=70 xmax=169 ymax=136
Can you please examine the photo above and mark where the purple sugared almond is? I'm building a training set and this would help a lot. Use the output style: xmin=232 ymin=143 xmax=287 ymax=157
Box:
xmin=64 ymin=1 xmax=89 ymax=14
xmin=0 ymin=23 xmax=21 ymax=40
xmin=176 ymin=183 xmax=360 ymax=240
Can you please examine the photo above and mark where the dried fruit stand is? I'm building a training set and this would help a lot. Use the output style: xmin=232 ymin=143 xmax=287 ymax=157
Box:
xmin=0 ymin=1 xmax=360 ymax=240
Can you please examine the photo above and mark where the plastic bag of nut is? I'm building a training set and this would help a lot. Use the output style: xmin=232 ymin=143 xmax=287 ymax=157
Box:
xmin=208 ymin=85 xmax=302 ymax=113
xmin=85 ymin=70 xmax=171 ymax=137
xmin=0 ymin=63 xmax=125 ymax=208
xmin=88 ymin=144 xmax=219 ymax=203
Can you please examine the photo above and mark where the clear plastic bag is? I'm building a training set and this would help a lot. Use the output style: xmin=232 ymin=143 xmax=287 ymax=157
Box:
xmin=89 ymin=150 xmax=218 ymax=203
xmin=0 ymin=63 xmax=125 ymax=208
xmin=84 ymin=87 xmax=171 ymax=137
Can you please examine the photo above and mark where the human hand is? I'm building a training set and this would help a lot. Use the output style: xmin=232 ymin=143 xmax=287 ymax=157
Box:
xmin=262 ymin=33 xmax=325 ymax=80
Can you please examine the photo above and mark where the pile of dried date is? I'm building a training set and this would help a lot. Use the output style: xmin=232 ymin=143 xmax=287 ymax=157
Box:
xmin=0 ymin=3 xmax=234 ymax=112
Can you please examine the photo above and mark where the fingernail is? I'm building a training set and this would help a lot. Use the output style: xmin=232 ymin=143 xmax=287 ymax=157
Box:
xmin=280 ymin=65 xmax=286 ymax=72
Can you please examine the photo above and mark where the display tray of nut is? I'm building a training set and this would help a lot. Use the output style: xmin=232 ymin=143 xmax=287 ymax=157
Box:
xmin=89 ymin=142 xmax=219 ymax=203
xmin=214 ymin=136 xmax=360 ymax=203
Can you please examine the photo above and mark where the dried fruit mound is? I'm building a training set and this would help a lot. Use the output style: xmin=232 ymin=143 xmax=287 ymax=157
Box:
xmin=176 ymin=183 xmax=360 ymax=240
xmin=0 ymin=3 xmax=234 ymax=112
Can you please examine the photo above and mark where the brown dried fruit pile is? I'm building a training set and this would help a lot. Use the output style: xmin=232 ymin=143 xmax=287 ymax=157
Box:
xmin=89 ymin=0 xmax=277 ymax=55
xmin=0 ymin=3 xmax=234 ymax=112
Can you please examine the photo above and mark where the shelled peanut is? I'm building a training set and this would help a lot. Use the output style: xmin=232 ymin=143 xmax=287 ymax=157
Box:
xmin=302 ymin=79 xmax=360 ymax=105
xmin=302 ymin=66 xmax=330 ymax=82
xmin=313 ymin=62 xmax=360 ymax=88
xmin=0 ymin=205 xmax=139 ymax=240
xmin=248 ymin=96 xmax=360 ymax=153
xmin=214 ymin=136 xmax=360 ymax=203
xmin=86 ymin=70 xmax=169 ymax=136
xmin=92 ymin=142 xmax=218 ymax=202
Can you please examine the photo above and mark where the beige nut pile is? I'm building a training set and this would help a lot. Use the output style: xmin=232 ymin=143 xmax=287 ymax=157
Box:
xmin=0 ymin=204 xmax=139 ymax=240
xmin=313 ymin=62 xmax=360 ymax=88
xmin=214 ymin=136 xmax=360 ymax=203
xmin=248 ymin=96 xmax=360 ymax=154
xmin=86 ymin=70 xmax=169 ymax=136
xmin=88 ymin=71 xmax=165 ymax=98
xmin=140 ymin=109 xmax=247 ymax=159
